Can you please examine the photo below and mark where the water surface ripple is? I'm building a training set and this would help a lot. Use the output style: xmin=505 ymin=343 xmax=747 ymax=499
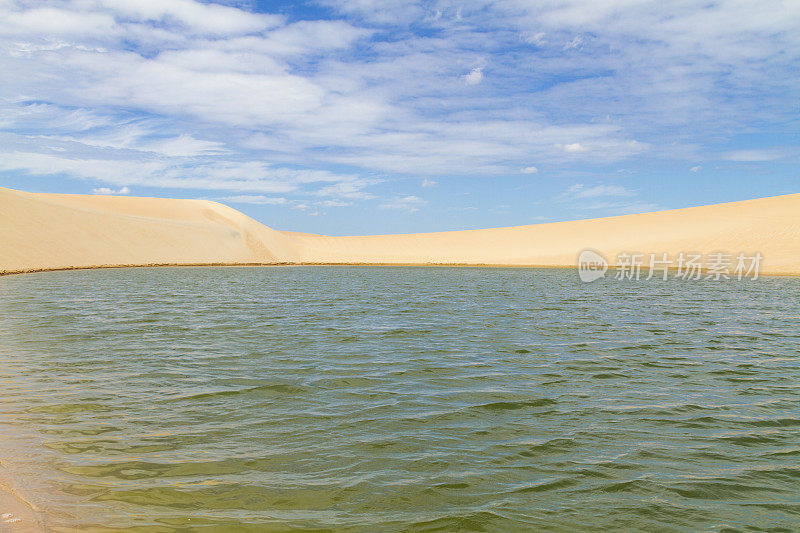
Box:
xmin=1 ymin=267 xmax=799 ymax=531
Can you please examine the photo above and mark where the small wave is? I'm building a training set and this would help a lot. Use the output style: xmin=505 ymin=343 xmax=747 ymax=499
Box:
xmin=768 ymin=448 xmax=800 ymax=457
xmin=716 ymin=433 xmax=788 ymax=446
xmin=591 ymin=372 xmax=628 ymax=379
xmin=511 ymin=477 xmax=578 ymax=494
xmin=743 ymin=418 xmax=800 ymax=428
xmin=473 ymin=398 xmax=557 ymax=412
xmin=405 ymin=510 xmax=514 ymax=532
xmin=518 ymin=437 xmax=578 ymax=456
xmin=380 ymin=328 xmax=434 ymax=337
xmin=161 ymin=382 xmax=310 ymax=402
xmin=27 ymin=402 xmax=111 ymax=414
xmin=739 ymin=466 xmax=800 ymax=483
xmin=595 ymin=479 xmax=663 ymax=495
xmin=667 ymin=480 xmax=787 ymax=500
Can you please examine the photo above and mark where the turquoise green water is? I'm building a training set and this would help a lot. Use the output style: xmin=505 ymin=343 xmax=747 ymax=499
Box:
xmin=1 ymin=266 xmax=799 ymax=531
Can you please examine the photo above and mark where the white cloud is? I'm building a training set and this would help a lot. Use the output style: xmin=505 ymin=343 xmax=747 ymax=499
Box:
xmin=145 ymin=134 xmax=228 ymax=157
xmin=0 ymin=150 xmax=358 ymax=193
xmin=52 ymin=127 xmax=227 ymax=157
xmin=615 ymin=202 xmax=660 ymax=215
xmin=92 ymin=186 xmax=130 ymax=195
xmin=216 ymin=195 xmax=287 ymax=204
xmin=0 ymin=0 xmax=796 ymax=210
xmin=581 ymin=201 xmax=661 ymax=215
xmin=563 ymin=35 xmax=585 ymax=50
xmin=563 ymin=142 xmax=588 ymax=153
xmin=421 ymin=178 xmax=437 ymax=187
xmin=262 ymin=20 xmax=372 ymax=56
xmin=521 ymin=166 xmax=538 ymax=174
xmin=566 ymin=183 xmax=636 ymax=199
xmin=0 ymin=7 xmax=117 ymax=38
xmin=316 ymin=121 xmax=644 ymax=175
xmin=380 ymin=195 xmax=426 ymax=212
xmin=314 ymin=179 xmax=379 ymax=199
xmin=291 ymin=202 xmax=323 ymax=216
xmin=317 ymin=199 xmax=351 ymax=207
xmin=216 ymin=194 xmax=353 ymax=211
xmin=560 ymin=180 xmax=657 ymax=216
xmin=0 ymin=0 xmax=660 ymax=191
xmin=95 ymin=0 xmax=283 ymax=36
xmin=523 ymin=32 xmax=546 ymax=46
xmin=462 ymin=67 xmax=483 ymax=85
xmin=690 ymin=165 xmax=701 ymax=172
xmin=723 ymin=149 xmax=789 ymax=162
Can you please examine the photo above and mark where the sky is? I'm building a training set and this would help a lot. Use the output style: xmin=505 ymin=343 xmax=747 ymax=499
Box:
xmin=1 ymin=0 xmax=798 ymax=235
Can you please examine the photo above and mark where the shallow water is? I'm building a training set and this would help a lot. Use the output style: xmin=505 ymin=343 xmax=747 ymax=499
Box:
xmin=1 ymin=266 xmax=799 ymax=531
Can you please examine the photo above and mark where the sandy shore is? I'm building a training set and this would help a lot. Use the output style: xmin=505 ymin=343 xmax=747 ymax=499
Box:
xmin=1 ymin=186 xmax=799 ymax=275
xmin=0 ymin=471 xmax=44 ymax=532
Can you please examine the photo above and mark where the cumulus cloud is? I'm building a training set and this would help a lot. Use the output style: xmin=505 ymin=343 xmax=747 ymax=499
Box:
xmin=462 ymin=67 xmax=483 ymax=85
xmin=521 ymin=166 xmax=538 ymax=174
xmin=563 ymin=143 xmax=588 ymax=153
xmin=421 ymin=178 xmax=437 ymax=187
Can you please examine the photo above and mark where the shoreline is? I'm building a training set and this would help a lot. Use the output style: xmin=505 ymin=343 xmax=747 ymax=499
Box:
xmin=3 ymin=186 xmax=800 ymax=278
xmin=2 ymin=262 xmax=798 ymax=278
xmin=0 ymin=262 xmax=577 ymax=277
xmin=0 ymin=471 xmax=45 ymax=532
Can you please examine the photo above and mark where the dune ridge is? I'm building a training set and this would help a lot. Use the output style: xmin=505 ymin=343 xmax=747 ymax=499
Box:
xmin=1 ymin=186 xmax=798 ymax=275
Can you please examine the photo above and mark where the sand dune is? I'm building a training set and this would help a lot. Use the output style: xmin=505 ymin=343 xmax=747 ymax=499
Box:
xmin=1 ymin=186 xmax=798 ymax=275
xmin=0 ymin=187 xmax=299 ymax=274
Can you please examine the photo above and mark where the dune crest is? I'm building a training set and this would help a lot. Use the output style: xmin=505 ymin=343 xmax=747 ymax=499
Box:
xmin=0 ymin=187 xmax=297 ymax=274
xmin=1 ymin=187 xmax=798 ymax=275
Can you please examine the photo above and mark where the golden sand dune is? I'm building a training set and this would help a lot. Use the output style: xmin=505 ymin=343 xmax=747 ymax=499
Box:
xmin=0 ymin=187 xmax=298 ymax=274
xmin=1 ymin=186 xmax=798 ymax=275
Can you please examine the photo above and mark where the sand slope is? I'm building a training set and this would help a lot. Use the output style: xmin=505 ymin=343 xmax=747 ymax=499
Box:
xmin=1 ymin=186 xmax=799 ymax=275
xmin=0 ymin=187 xmax=299 ymax=273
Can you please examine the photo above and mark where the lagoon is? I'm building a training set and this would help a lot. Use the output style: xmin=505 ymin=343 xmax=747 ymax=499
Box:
xmin=1 ymin=266 xmax=799 ymax=531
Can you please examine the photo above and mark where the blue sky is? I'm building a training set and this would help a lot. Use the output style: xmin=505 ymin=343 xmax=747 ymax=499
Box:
xmin=1 ymin=0 xmax=798 ymax=235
